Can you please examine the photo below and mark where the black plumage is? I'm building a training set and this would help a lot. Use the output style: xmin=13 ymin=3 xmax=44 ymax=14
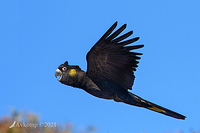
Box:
xmin=55 ymin=22 xmax=186 ymax=120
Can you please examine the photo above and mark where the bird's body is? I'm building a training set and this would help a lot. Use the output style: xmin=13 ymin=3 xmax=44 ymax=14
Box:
xmin=55 ymin=22 xmax=186 ymax=120
xmin=56 ymin=63 xmax=119 ymax=99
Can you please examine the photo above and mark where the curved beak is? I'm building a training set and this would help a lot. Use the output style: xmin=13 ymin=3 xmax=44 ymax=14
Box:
xmin=55 ymin=69 xmax=62 ymax=81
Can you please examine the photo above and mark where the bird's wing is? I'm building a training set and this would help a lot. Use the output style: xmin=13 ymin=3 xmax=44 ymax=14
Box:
xmin=86 ymin=22 xmax=144 ymax=90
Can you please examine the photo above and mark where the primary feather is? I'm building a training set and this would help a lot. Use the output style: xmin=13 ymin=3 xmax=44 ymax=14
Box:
xmin=86 ymin=22 xmax=144 ymax=90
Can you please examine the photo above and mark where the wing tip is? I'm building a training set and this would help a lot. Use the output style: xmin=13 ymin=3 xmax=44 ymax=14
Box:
xmin=122 ymin=23 xmax=127 ymax=28
xmin=113 ymin=21 xmax=118 ymax=28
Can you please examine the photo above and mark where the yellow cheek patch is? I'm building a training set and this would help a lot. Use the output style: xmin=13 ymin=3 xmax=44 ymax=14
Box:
xmin=69 ymin=69 xmax=77 ymax=76
xmin=147 ymin=106 xmax=166 ymax=113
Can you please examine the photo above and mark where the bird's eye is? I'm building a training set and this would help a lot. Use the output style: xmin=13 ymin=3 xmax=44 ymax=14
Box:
xmin=62 ymin=67 xmax=67 ymax=71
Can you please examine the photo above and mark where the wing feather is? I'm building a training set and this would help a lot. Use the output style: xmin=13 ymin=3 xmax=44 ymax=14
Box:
xmin=106 ymin=24 xmax=126 ymax=41
xmin=86 ymin=22 xmax=144 ymax=90
xmin=112 ymin=31 xmax=133 ymax=43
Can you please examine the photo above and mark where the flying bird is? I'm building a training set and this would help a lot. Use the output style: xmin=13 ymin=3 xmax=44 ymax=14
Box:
xmin=55 ymin=22 xmax=186 ymax=120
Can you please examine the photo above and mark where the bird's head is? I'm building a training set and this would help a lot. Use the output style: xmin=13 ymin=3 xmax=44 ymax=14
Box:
xmin=55 ymin=61 xmax=82 ymax=84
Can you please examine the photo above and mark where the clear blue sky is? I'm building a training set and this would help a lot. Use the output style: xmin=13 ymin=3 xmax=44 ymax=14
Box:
xmin=1 ymin=1 xmax=200 ymax=133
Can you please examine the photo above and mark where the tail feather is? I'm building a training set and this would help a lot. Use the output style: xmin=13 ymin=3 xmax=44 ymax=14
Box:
xmin=128 ymin=93 xmax=186 ymax=120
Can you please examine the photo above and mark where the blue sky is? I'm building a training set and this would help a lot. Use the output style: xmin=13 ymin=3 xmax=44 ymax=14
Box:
xmin=1 ymin=0 xmax=200 ymax=133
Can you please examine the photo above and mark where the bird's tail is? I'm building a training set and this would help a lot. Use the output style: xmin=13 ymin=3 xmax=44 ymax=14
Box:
xmin=126 ymin=92 xmax=186 ymax=120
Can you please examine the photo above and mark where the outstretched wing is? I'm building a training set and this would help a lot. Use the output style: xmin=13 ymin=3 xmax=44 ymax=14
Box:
xmin=86 ymin=22 xmax=144 ymax=90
